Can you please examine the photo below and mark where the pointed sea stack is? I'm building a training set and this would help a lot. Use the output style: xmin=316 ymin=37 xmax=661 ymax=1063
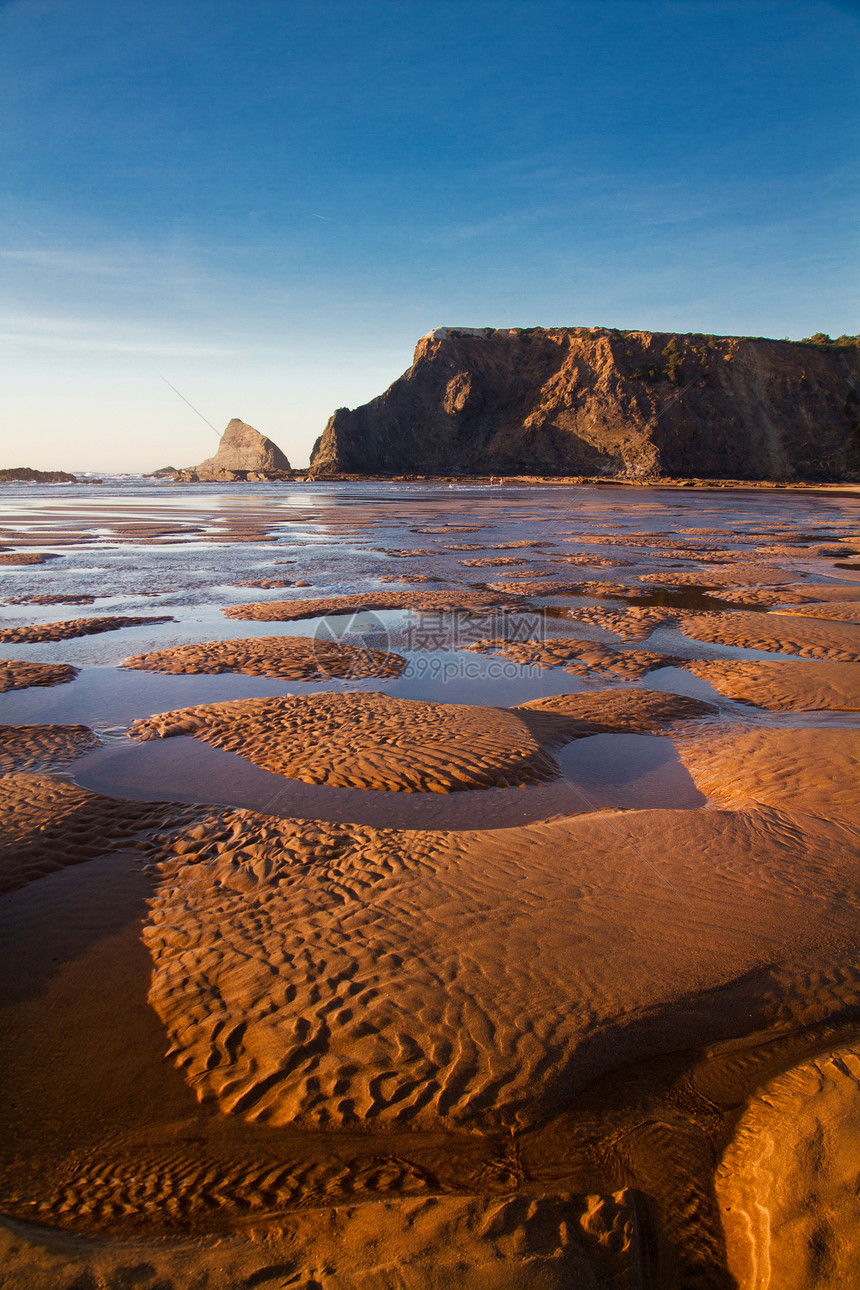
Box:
xmin=177 ymin=419 xmax=292 ymax=481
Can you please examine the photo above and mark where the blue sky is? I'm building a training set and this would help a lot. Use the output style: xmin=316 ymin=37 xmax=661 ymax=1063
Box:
xmin=1 ymin=0 xmax=857 ymax=470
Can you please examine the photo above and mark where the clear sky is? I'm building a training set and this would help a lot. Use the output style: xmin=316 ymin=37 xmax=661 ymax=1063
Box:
xmin=1 ymin=0 xmax=858 ymax=471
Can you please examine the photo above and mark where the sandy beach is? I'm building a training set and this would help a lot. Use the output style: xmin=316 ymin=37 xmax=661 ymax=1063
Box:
xmin=1 ymin=479 xmax=859 ymax=1288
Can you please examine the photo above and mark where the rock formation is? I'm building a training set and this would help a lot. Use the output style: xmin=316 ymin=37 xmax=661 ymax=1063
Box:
xmin=176 ymin=419 xmax=292 ymax=481
xmin=0 ymin=467 xmax=78 ymax=483
xmin=309 ymin=328 xmax=860 ymax=480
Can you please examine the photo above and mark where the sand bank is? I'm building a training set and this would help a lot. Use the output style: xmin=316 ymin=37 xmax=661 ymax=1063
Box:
xmin=0 ymin=615 xmax=173 ymax=644
xmin=7 ymin=594 xmax=96 ymax=605
xmin=0 ymin=724 xmax=101 ymax=775
xmin=128 ymin=689 xmax=713 ymax=792
xmin=680 ymin=610 xmax=860 ymax=660
xmin=676 ymin=725 xmax=860 ymax=822
xmin=0 ymin=552 xmax=61 ymax=566
xmin=0 ymin=1188 xmax=644 ymax=1288
xmin=0 ymin=660 xmax=77 ymax=692
xmin=143 ymin=802 xmax=860 ymax=1132
xmin=717 ymin=1043 xmax=860 ymax=1290
xmin=770 ymin=599 xmax=860 ymax=622
xmin=0 ymin=771 xmax=192 ymax=894
xmin=468 ymin=635 xmax=684 ymax=679
xmin=224 ymin=590 xmax=521 ymax=622
xmin=123 ymin=635 xmax=406 ymax=681
xmin=562 ymin=605 xmax=684 ymax=641
xmin=638 ymin=564 xmax=792 ymax=586
xmin=687 ymin=659 xmax=860 ymax=710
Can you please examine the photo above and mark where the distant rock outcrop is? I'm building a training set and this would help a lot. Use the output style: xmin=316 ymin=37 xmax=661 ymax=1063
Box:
xmin=309 ymin=328 xmax=860 ymax=481
xmin=174 ymin=419 xmax=292 ymax=481
xmin=0 ymin=467 xmax=78 ymax=483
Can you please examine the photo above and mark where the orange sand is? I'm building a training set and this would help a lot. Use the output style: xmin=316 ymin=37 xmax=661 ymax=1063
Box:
xmin=128 ymin=689 xmax=713 ymax=791
xmin=224 ymin=590 xmax=519 ymax=622
xmin=143 ymin=802 xmax=860 ymax=1132
xmin=123 ymin=635 xmax=405 ymax=680
xmin=0 ymin=724 xmax=101 ymax=775
xmin=770 ymin=599 xmax=860 ymax=622
xmin=687 ymin=659 xmax=860 ymax=710
xmin=680 ymin=610 xmax=860 ymax=660
xmin=0 ymin=615 xmax=173 ymax=644
xmin=0 ymin=771 xmax=192 ymax=895
xmin=468 ymin=635 xmax=683 ymax=679
xmin=676 ymin=725 xmax=860 ymax=822
xmin=3 ymin=490 xmax=860 ymax=1286
xmin=716 ymin=1043 xmax=860 ymax=1290
xmin=0 ymin=660 xmax=78 ymax=692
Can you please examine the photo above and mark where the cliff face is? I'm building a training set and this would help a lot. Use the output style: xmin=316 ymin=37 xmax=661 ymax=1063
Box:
xmin=186 ymin=419 xmax=292 ymax=481
xmin=309 ymin=329 xmax=860 ymax=480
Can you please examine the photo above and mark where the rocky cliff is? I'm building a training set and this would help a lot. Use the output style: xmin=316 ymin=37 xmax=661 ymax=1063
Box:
xmin=178 ymin=419 xmax=292 ymax=481
xmin=309 ymin=328 xmax=860 ymax=480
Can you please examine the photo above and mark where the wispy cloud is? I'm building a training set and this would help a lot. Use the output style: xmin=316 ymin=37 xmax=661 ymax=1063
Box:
xmin=0 ymin=244 xmax=211 ymax=293
xmin=0 ymin=248 xmax=131 ymax=276
xmin=422 ymin=208 xmax=549 ymax=247
xmin=0 ymin=314 xmax=239 ymax=357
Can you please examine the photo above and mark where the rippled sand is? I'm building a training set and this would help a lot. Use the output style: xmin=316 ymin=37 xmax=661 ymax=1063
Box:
xmin=0 ymin=660 xmax=77 ymax=692
xmin=123 ymin=634 xmax=406 ymax=681
xmin=680 ymin=609 xmax=860 ymax=660
xmin=0 ymin=614 xmax=173 ymax=643
xmin=687 ymin=659 xmax=860 ymax=710
xmin=1 ymin=480 xmax=859 ymax=1287
xmin=127 ymin=688 xmax=711 ymax=792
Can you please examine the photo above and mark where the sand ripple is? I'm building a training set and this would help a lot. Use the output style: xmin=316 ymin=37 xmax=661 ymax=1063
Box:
xmin=225 ymin=590 xmax=517 ymax=622
xmin=711 ymin=583 xmax=860 ymax=608
xmin=378 ymin=572 xmax=435 ymax=583
xmin=687 ymin=660 xmax=860 ymax=710
xmin=0 ymin=615 xmax=173 ymax=644
xmin=469 ymin=635 xmax=683 ymax=680
xmin=123 ymin=635 xmax=405 ymax=680
xmin=487 ymin=579 xmax=601 ymax=596
xmin=680 ymin=611 xmax=860 ymax=660
xmin=0 ymin=660 xmax=78 ymax=692
xmin=129 ymin=692 xmax=559 ymax=792
xmin=489 ymin=579 xmax=636 ymax=599
xmin=0 ymin=1189 xmax=644 ymax=1288
xmin=770 ymin=600 xmax=860 ymax=623
xmin=128 ymin=689 xmax=713 ymax=792
xmin=0 ymin=724 xmax=100 ymax=775
xmin=0 ymin=772 xmax=192 ymax=894
xmin=676 ymin=726 xmax=860 ymax=823
xmin=143 ymin=803 xmax=860 ymax=1131
xmin=7 ymin=594 xmax=96 ymax=605
xmin=717 ymin=1043 xmax=860 ymax=1290
xmin=460 ymin=556 xmax=527 ymax=567
xmin=563 ymin=605 xmax=683 ymax=641
xmin=638 ymin=565 xmax=791 ymax=587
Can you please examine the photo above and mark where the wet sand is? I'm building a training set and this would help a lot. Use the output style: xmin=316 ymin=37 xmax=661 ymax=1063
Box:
xmin=123 ymin=634 xmax=406 ymax=681
xmin=1 ymin=480 xmax=859 ymax=1287
xmin=0 ymin=660 xmax=78 ymax=692
xmin=126 ymin=688 xmax=712 ymax=792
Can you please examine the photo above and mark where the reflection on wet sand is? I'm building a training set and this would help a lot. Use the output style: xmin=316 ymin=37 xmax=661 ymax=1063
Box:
xmin=72 ymin=727 xmax=707 ymax=828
